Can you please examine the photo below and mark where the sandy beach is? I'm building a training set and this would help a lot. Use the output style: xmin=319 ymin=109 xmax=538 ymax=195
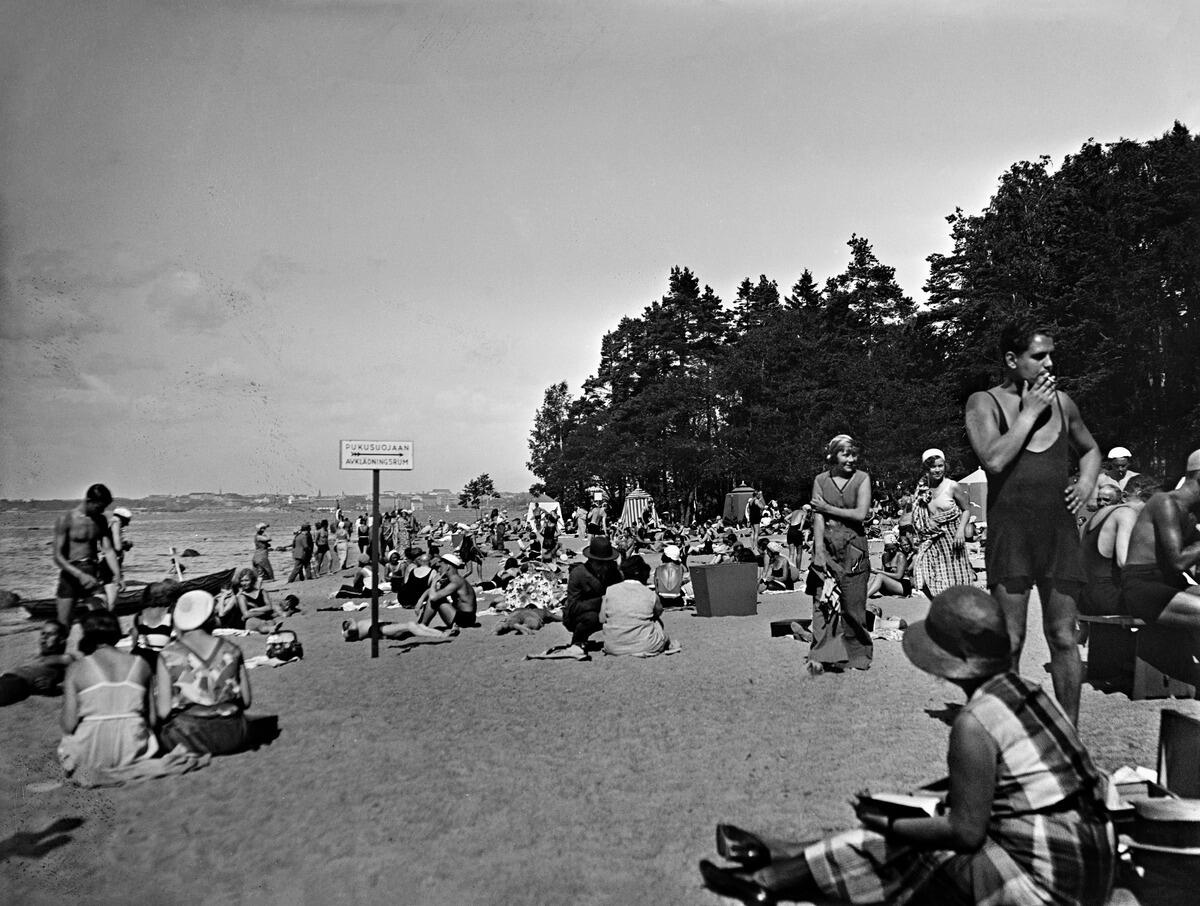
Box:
xmin=2 ymin=536 xmax=1196 ymax=906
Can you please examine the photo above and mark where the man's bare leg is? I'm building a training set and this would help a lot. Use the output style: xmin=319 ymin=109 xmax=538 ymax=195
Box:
xmin=990 ymin=579 xmax=1032 ymax=669
xmin=1038 ymin=580 xmax=1082 ymax=725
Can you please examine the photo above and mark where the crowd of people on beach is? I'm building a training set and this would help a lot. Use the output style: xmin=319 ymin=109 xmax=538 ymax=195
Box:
xmin=6 ymin=319 xmax=1200 ymax=904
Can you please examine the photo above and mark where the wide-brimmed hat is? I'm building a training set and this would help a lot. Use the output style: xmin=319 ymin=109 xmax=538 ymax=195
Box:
xmin=173 ymin=590 xmax=215 ymax=632
xmin=902 ymin=586 xmax=1011 ymax=680
xmin=584 ymin=536 xmax=618 ymax=561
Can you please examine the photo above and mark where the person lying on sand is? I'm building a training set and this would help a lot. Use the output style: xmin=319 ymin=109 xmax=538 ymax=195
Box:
xmin=341 ymin=618 xmax=453 ymax=643
xmin=493 ymin=606 xmax=560 ymax=635
xmin=477 ymin=557 xmax=522 ymax=592
xmin=0 ymin=620 xmax=72 ymax=706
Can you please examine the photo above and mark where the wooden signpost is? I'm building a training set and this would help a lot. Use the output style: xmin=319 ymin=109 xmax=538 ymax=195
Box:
xmin=339 ymin=440 xmax=413 ymax=657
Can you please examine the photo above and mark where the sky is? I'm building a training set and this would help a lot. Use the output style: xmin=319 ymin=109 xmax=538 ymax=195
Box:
xmin=1 ymin=0 xmax=1197 ymax=500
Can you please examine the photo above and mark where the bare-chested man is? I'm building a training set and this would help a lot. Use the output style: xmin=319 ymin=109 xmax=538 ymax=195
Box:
xmin=965 ymin=323 xmax=1100 ymax=725
xmin=1121 ymin=450 xmax=1200 ymax=630
xmin=416 ymin=553 xmax=477 ymax=631
xmin=53 ymin=483 xmax=124 ymax=627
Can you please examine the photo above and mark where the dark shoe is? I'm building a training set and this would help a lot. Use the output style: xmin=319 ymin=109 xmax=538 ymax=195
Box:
xmin=716 ymin=824 xmax=771 ymax=870
xmin=698 ymin=860 xmax=775 ymax=906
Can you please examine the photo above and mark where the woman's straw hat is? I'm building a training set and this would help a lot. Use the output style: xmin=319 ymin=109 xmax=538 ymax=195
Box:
xmin=902 ymin=586 xmax=1011 ymax=680
xmin=173 ymin=590 xmax=215 ymax=632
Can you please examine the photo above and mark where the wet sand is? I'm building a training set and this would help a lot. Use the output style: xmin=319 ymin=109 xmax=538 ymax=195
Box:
xmin=1 ymin=537 xmax=1193 ymax=905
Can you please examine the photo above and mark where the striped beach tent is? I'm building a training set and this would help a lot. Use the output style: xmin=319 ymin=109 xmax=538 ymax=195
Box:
xmin=618 ymin=487 xmax=653 ymax=528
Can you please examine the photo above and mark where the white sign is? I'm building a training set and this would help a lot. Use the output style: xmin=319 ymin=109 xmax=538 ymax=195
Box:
xmin=339 ymin=440 xmax=413 ymax=471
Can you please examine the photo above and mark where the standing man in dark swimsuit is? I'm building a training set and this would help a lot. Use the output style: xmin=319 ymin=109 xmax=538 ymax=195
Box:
xmin=965 ymin=323 xmax=1100 ymax=725
xmin=52 ymin=483 xmax=124 ymax=627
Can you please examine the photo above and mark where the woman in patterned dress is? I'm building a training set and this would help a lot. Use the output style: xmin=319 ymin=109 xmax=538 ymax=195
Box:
xmin=155 ymin=590 xmax=252 ymax=757
xmin=699 ymin=585 xmax=1115 ymax=906
xmin=911 ymin=448 xmax=977 ymax=598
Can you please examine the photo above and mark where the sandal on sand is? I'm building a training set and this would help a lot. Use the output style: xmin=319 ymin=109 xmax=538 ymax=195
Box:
xmin=525 ymin=645 xmax=590 ymax=661
xmin=790 ymin=621 xmax=813 ymax=643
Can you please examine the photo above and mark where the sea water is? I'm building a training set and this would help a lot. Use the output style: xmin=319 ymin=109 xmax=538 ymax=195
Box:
xmin=0 ymin=506 xmax=338 ymax=601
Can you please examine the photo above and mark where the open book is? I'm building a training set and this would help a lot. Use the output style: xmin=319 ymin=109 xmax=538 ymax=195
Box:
xmin=857 ymin=793 xmax=941 ymax=820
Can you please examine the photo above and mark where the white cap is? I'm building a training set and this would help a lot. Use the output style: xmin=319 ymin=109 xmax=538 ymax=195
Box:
xmin=440 ymin=553 xmax=463 ymax=567
xmin=112 ymin=507 xmax=133 ymax=520
xmin=1107 ymin=446 xmax=1132 ymax=459
xmin=920 ymin=448 xmax=945 ymax=464
xmin=662 ymin=544 xmax=681 ymax=562
xmin=1186 ymin=449 xmax=1200 ymax=472
xmin=173 ymin=590 xmax=215 ymax=631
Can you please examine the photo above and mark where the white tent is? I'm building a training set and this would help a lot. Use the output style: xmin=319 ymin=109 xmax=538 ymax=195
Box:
xmin=959 ymin=468 xmax=987 ymax=524
xmin=526 ymin=499 xmax=563 ymax=530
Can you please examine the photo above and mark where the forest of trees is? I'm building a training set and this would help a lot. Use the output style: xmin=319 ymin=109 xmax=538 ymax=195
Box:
xmin=527 ymin=124 xmax=1200 ymax=523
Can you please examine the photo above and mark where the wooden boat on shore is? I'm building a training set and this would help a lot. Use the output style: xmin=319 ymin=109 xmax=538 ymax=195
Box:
xmin=22 ymin=567 xmax=236 ymax=621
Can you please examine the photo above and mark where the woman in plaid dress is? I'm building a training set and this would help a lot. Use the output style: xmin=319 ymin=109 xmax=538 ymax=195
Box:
xmin=699 ymin=585 xmax=1115 ymax=905
xmin=911 ymin=448 xmax=977 ymax=598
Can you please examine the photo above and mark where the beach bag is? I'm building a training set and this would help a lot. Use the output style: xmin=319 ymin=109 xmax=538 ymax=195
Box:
xmin=265 ymin=629 xmax=304 ymax=662
xmin=809 ymin=577 xmax=851 ymax=665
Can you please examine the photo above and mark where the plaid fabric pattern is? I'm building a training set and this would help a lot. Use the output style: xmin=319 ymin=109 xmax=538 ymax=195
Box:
xmin=911 ymin=502 xmax=976 ymax=597
xmin=803 ymin=674 xmax=1115 ymax=905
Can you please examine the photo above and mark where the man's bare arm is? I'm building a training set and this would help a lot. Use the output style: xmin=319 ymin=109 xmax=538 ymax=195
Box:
xmin=99 ymin=534 xmax=123 ymax=590
xmin=1150 ymin=497 xmax=1200 ymax=573
xmin=965 ymin=384 xmax=1052 ymax=474
xmin=1062 ymin=393 xmax=1101 ymax=515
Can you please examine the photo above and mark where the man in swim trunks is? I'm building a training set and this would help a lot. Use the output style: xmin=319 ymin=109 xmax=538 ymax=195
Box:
xmin=586 ymin=502 xmax=608 ymax=536
xmin=52 ymin=483 xmax=124 ymax=627
xmin=416 ymin=553 xmax=477 ymax=631
xmin=965 ymin=322 xmax=1101 ymax=725
xmin=1121 ymin=450 xmax=1200 ymax=629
